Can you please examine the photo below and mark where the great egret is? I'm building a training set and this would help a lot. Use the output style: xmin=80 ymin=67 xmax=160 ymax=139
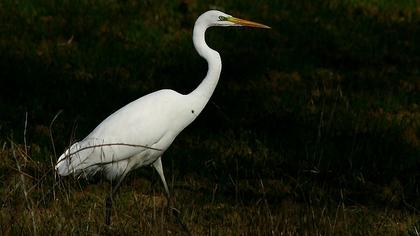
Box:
xmin=55 ymin=10 xmax=269 ymax=225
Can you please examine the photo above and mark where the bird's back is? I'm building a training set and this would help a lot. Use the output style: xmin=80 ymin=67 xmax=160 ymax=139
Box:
xmin=56 ymin=89 xmax=196 ymax=180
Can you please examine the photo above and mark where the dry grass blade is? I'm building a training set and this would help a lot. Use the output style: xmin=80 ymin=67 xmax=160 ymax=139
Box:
xmin=11 ymin=141 xmax=37 ymax=235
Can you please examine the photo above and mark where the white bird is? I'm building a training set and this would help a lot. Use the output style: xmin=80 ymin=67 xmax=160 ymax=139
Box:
xmin=55 ymin=10 xmax=269 ymax=225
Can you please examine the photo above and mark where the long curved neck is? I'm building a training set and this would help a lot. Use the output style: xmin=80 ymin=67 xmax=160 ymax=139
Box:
xmin=188 ymin=19 xmax=222 ymax=113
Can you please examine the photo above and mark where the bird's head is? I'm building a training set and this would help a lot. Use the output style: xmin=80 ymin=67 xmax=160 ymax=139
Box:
xmin=199 ymin=10 xmax=270 ymax=29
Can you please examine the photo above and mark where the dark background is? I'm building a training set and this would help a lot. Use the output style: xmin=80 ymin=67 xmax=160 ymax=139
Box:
xmin=0 ymin=0 xmax=419 ymax=233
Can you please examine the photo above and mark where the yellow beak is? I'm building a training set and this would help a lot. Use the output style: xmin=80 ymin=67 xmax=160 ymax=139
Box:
xmin=228 ymin=16 xmax=271 ymax=29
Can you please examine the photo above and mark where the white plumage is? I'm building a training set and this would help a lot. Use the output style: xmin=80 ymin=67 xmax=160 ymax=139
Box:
xmin=56 ymin=89 xmax=197 ymax=181
xmin=55 ymin=10 xmax=269 ymax=225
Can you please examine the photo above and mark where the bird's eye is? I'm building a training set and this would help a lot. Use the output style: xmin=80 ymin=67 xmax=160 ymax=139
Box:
xmin=218 ymin=16 xmax=227 ymax=21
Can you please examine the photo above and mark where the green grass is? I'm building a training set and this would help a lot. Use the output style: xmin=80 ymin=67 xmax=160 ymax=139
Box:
xmin=0 ymin=0 xmax=420 ymax=234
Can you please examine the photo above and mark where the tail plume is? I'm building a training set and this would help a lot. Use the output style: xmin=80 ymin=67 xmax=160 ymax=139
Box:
xmin=55 ymin=141 xmax=97 ymax=177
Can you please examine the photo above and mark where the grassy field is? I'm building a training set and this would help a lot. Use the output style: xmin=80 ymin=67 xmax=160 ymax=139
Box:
xmin=1 ymin=142 xmax=419 ymax=235
xmin=1 ymin=0 xmax=420 ymax=235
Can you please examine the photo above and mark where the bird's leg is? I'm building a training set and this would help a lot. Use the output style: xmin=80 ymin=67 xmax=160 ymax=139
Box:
xmin=152 ymin=157 xmax=191 ymax=235
xmin=151 ymin=158 xmax=176 ymax=215
xmin=105 ymin=171 xmax=128 ymax=225
xmin=152 ymin=157 xmax=176 ymax=213
xmin=105 ymin=195 xmax=113 ymax=225
xmin=152 ymin=157 xmax=170 ymax=203
xmin=153 ymin=157 xmax=170 ymax=197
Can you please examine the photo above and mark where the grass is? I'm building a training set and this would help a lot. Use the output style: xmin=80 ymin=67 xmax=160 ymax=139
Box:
xmin=1 ymin=0 xmax=420 ymax=234
xmin=0 ymin=141 xmax=419 ymax=235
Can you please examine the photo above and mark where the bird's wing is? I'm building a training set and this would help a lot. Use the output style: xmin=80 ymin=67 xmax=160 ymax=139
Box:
xmin=56 ymin=89 xmax=184 ymax=176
